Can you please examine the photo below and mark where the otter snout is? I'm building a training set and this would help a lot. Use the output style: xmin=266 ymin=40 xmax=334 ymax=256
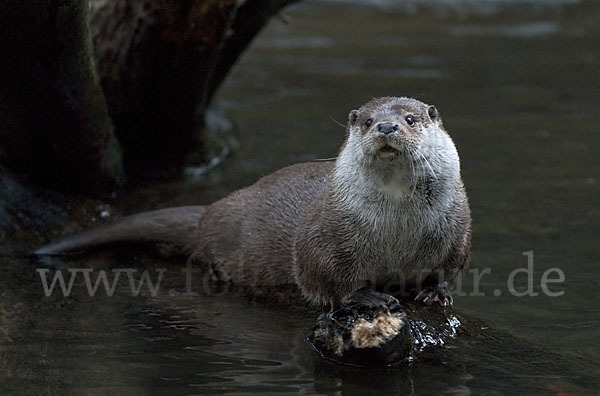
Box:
xmin=376 ymin=122 xmax=399 ymax=135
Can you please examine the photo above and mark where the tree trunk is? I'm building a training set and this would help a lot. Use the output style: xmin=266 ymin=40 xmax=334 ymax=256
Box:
xmin=90 ymin=0 xmax=297 ymax=178
xmin=1 ymin=0 xmax=297 ymax=192
xmin=0 ymin=0 xmax=124 ymax=194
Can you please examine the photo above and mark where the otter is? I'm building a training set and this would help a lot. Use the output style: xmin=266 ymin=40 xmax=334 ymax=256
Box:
xmin=36 ymin=97 xmax=471 ymax=307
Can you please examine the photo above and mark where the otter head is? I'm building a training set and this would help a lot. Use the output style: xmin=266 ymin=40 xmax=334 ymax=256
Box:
xmin=338 ymin=97 xmax=460 ymax=199
xmin=346 ymin=97 xmax=445 ymax=161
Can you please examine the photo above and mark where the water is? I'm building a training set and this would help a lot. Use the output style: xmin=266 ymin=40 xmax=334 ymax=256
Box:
xmin=2 ymin=0 xmax=599 ymax=394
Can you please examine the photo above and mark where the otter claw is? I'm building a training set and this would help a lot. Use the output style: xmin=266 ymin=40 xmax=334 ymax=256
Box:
xmin=415 ymin=283 xmax=453 ymax=307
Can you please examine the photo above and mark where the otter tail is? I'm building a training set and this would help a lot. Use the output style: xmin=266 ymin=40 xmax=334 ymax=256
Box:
xmin=35 ymin=206 xmax=206 ymax=256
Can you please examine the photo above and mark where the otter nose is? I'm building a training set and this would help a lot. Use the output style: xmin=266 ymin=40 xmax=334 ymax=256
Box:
xmin=377 ymin=122 xmax=399 ymax=135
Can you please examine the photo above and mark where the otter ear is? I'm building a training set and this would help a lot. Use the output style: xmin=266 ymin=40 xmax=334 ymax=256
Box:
xmin=428 ymin=105 xmax=442 ymax=125
xmin=348 ymin=110 xmax=359 ymax=125
xmin=428 ymin=105 xmax=438 ymax=121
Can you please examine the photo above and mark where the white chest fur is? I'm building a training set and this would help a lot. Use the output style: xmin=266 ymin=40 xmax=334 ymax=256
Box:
xmin=332 ymin=133 xmax=460 ymax=282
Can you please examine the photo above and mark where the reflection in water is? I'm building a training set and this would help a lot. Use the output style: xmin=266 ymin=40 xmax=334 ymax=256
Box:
xmin=2 ymin=0 xmax=600 ymax=394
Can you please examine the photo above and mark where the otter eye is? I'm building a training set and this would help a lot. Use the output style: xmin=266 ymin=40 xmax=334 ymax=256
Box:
xmin=365 ymin=118 xmax=373 ymax=128
xmin=405 ymin=115 xmax=416 ymax=126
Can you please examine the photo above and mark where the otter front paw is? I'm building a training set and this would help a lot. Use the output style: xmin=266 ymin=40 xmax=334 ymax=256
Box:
xmin=415 ymin=281 xmax=453 ymax=307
